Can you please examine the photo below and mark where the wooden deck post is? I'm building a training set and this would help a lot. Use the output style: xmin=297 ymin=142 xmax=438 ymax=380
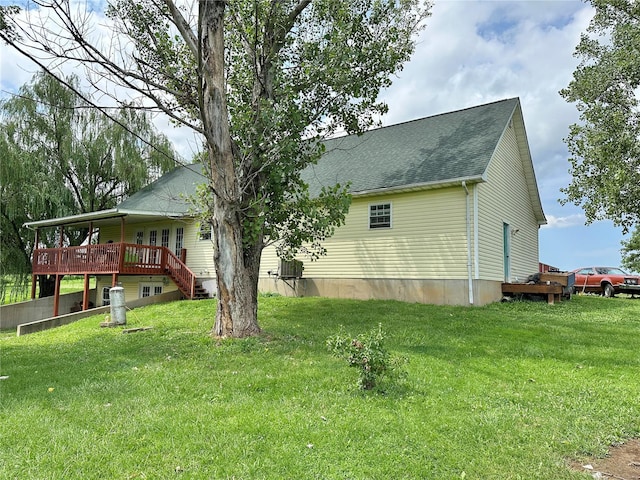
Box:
xmin=31 ymin=275 xmax=37 ymax=300
xmin=82 ymin=274 xmax=90 ymax=310
xmin=53 ymin=274 xmax=61 ymax=317
xmin=115 ymin=217 xmax=125 ymax=288
xmin=118 ymin=242 xmax=126 ymax=273
xmin=88 ymin=221 xmax=93 ymax=245
xmin=31 ymin=228 xmax=40 ymax=299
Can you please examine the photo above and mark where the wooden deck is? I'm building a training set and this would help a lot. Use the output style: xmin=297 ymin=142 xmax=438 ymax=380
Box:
xmin=501 ymin=282 xmax=565 ymax=304
xmin=32 ymin=242 xmax=197 ymax=299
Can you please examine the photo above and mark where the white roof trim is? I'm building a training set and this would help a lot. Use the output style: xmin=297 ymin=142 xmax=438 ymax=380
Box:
xmin=352 ymin=175 xmax=486 ymax=198
xmin=24 ymin=209 xmax=123 ymax=229
xmin=24 ymin=207 xmax=191 ymax=229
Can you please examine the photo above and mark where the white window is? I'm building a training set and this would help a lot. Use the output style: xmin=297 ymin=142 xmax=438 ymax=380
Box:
xmin=140 ymin=283 xmax=163 ymax=298
xmin=148 ymin=229 xmax=159 ymax=264
xmin=369 ymin=203 xmax=392 ymax=229
xmin=175 ymin=227 xmax=184 ymax=255
xmin=199 ymin=223 xmax=212 ymax=241
xmin=135 ymin=231 xmax=144 ymax=245
xmin=161 ymin=228 xmax=170 ymax=248
xmin=102 ymin=287 xmax=111 ymax=306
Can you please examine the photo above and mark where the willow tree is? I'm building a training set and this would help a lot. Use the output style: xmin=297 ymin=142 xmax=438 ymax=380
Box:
xmin=560 ymin=0 xmax=640 ymax=231
xmin=2 ymin=0 xmax=431 ymax=336
xmin=0 ymin=71 xmax=176 ymax=300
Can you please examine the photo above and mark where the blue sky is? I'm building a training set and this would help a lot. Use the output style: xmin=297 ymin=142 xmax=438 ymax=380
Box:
xmin=0 ymin=0 xmax=631 ymax=272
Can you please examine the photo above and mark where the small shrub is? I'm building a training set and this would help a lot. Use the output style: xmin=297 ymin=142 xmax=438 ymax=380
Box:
xmin=327 ymin=323 xmax=407 ymax=390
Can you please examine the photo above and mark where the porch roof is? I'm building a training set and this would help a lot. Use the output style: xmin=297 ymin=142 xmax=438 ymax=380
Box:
xmin=24 ymin=163 xmax=206 ymax=229
xmin=23 ymin=209 xmax=182 ymax=229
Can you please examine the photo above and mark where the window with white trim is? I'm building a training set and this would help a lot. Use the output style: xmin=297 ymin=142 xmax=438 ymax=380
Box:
xmin=175 ymin=227 xmax=184 ymax=255
xmin=140 ymin=283 xmax=163 ymax=298
xmin=161 ymin=228 xmax=170 ymax=248
xmin=199 ymin=223 xmax=212 ymax=241
xmin=369 ymin=203 xmax=392 ymax=229
xmin=148 ymin=229 xmax=158 ymax=263
xmin=135 ymin=231 xmax=144 ymax=245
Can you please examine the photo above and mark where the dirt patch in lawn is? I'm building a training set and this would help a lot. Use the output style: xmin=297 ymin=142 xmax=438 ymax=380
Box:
xmin=568 ymin=438 xmax=640 ymax=479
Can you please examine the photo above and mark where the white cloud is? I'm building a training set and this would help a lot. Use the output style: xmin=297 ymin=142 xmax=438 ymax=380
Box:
xmin=542 ymin=213 xmax=586 ymax=229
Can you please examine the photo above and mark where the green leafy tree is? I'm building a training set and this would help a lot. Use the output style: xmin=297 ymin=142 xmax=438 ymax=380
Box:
xmin=621 ymin=226 xmax=640 ymax=273
xmin=560 ymin=0 xmax=640 ymax=232
xmin=0 ymin=5 xmax=19 ymax=41
xmin=0 ymin=72 xmax=176 ymax=300
xmin=1 ymin=0 xmax=431 ymax=336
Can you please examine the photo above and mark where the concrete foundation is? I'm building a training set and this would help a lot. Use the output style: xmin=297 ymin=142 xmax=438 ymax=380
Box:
xmin=258 ymin=277 xmax=502 ymax=306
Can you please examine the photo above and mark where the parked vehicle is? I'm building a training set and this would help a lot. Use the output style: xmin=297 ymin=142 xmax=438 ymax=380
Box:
xmin=571 ymin=267 xmax=640 ymax=297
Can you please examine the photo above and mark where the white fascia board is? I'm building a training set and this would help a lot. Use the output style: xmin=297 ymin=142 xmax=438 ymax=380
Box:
xmin=23 ymin=209 xmax=123 ymax=229
xmin=351 ymin=175 xmax=486 ymax=198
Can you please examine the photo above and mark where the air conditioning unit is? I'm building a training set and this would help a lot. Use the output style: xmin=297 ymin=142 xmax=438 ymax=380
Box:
xmin=279 ymin=259 xmax=303 ymax=279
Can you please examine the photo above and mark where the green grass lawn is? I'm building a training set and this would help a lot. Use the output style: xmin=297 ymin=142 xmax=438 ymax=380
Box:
xmin=1 ymin=295 xmax=638 ymax=479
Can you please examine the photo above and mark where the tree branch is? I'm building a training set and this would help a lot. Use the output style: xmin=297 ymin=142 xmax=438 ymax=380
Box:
xmin=163 ymin=0 xmax=199 ymax=58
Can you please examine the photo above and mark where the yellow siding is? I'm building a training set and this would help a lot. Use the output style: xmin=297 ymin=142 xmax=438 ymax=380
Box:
xmin=97 ymin=224 xmax=122 ymax=243
xmin=261 ymin=188 xmax=469 ymax=279
xmin=477 ymin=121 xmax=540 ymax=281
xmin=95 ymin=276 xmax=178 ymax=306
xmin=181 ymin=221 xmax=216 ymax=276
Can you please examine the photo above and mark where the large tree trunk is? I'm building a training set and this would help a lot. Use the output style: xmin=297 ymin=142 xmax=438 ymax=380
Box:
xmin=200 ymin=1 xmax=262 ymax=337
xmin=211 ymin=198 xmax=262 ymax=337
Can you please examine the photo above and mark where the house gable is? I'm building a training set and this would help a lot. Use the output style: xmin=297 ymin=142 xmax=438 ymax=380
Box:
xmin=477 ymin=106 xmax=543 ymax=282
xmin=117 ymin=163 xmax=206 ymax=216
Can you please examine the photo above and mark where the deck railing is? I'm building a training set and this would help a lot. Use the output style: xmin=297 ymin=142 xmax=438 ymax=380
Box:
xmin=32 ymin=242 xmax=197 ymax=298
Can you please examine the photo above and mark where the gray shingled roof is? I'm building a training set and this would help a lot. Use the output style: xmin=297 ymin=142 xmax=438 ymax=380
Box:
xmin=303 ymin=97 xmax=519 ymax=196
xmin=121 ymin=98 xmax=522 ymax=213
xmin=117 ymin=163 xmax=207 ymax=215
xmin=23 ymin=163 xmax=207 ymax=228
xmin=26 ymin=97 xmax=531 ymax=228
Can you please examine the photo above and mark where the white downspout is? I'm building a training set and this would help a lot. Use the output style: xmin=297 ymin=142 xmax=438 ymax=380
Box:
xmin=473 ymin=186 xmax=479 ymax=279
xmin=462 ymin=181 xmax=474 ymax=305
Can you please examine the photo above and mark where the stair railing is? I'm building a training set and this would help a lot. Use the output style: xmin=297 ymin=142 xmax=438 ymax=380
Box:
xmin=163 ymin=247 xmax=197 ymax=298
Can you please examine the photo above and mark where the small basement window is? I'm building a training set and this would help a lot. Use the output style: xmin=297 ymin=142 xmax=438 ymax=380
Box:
xmin=369 ymin=203 xmax=392 ymax=229
xmin=140 ymin=284 xmax=163 ymax=298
